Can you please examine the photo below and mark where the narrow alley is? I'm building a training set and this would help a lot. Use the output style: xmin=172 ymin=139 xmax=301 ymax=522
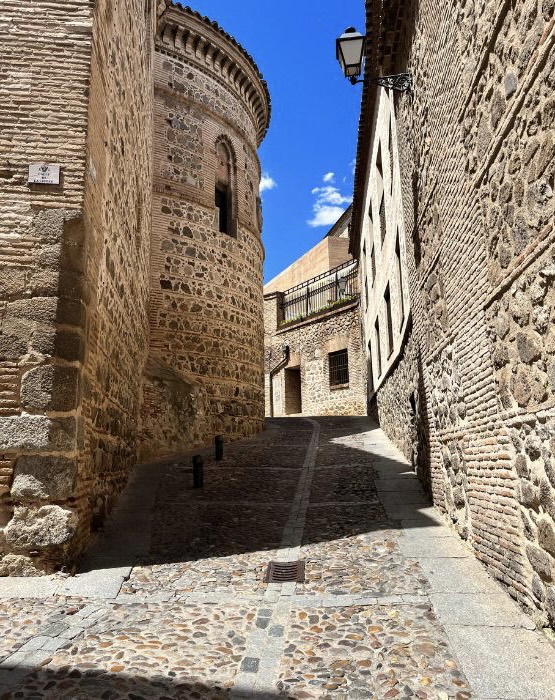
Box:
xmin=1 ymin=417 xmax=554 ymax=699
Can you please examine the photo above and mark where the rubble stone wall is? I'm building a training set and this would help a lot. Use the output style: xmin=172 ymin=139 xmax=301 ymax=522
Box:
xmin=77 ymin=0 xmax=155 ymax=545
xmin=368 ymin=0 xmax=555 ymax=625
xmin=264 ymin=302 xmax=366 ymax=417
xmin=140 ymin=7 xmax=270 ymax=458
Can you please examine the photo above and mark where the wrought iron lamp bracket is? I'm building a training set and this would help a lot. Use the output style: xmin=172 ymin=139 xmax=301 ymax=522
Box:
xmin=350 ymin=72 xmax=413 ymax=97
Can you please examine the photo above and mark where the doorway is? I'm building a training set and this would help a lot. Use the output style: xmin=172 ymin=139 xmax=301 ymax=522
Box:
xmin=284 ymin=367 xmax=302 ymax=415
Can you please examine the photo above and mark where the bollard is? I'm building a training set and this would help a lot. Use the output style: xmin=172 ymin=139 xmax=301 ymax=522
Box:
xmin=215 ymin=434 xmax=224 ymax=461
xmin=192 ymin=454 xmax=204 ymax=488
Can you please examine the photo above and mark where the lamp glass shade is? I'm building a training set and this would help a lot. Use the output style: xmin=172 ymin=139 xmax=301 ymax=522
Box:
xmin=336 ymin=28 xmax=365 ymax=79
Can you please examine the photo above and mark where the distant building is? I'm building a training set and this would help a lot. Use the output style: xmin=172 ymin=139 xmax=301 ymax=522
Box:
xmin=0 ymin=1 xmax=270 ymax=575
xmin=350 ymin=0 xmax=555 ymax=627
xmin=264 ymin=208 xmax=366 ymax=417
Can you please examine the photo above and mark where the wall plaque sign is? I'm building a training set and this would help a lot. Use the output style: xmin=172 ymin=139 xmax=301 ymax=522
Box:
xmin=28 ymin=163 xmax=60 ymax=185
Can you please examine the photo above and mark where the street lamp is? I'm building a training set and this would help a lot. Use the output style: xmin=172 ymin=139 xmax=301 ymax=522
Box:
xmin=336 ymin=27 xmax=413 ymax=95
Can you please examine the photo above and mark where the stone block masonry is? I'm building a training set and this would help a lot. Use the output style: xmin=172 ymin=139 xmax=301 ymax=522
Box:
xmin=0 ymin=0 xmax=156 ymax=574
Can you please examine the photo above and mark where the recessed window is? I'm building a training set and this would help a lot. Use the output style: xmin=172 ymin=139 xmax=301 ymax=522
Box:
xmin=215 ymin=185 xmax=229 ymax=234
xmin=370 ymin=245 xmax=376 ymax=286
xmin=329 ymin=349 xmax=349 ymax=387
xmin=384 ymin=284 xmax=394 ymax=357
xmin=367 ymin=339 xmax=374 ymax=394
xmin=215 ymin=140 xmax=235 ymax=237
xmin=379 ymin=195 xmax=386 ymax=244
xmin=395 ymin=233 xmax=405 ymax=327
xmin=376 ymin=141 xmax=383 ymax=182
xmin=375 ymin=318 xmax=382 ymax=378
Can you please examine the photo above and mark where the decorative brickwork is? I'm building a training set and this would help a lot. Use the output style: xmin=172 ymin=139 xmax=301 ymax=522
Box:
xmin=140 ymin=5 xmax=269 ymax=458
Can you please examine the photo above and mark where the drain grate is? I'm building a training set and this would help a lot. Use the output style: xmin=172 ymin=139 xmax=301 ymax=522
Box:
xmin=265 ymin=560 xmax=305 ymax=583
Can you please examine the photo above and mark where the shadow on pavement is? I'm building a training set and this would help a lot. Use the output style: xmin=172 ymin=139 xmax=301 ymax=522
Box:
xmin=78 ymin=415 xmax=438 ymax=572
xmin=1 ymin=665 xmax=287 ymax=699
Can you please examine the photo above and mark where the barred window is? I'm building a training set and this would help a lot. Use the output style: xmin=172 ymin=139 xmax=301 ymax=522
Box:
xmin=329 ymin=349 xmax=349 ymax=387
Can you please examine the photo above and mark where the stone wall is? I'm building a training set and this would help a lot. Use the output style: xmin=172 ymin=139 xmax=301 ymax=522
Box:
xmin=264 ymin=300 xmax=366 ymax=418
xmin=76 ymin=0 xmax=155 ymax=544
xmin=353 ymin=0 xmax=555 ymax=626
xmin=140 ymin=6 xmax=270 ymax=458
xmin=0 ymin=0 xmax=155 ymax=574
xmin=0 ymin=1 xmax=93 ymax=574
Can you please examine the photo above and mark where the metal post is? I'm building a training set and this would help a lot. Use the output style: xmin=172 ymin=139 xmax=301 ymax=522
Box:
xmin=215 ymin=434 xmax=224 ymax=461
xmin=192 ymin=455 xmax=204 ymax=488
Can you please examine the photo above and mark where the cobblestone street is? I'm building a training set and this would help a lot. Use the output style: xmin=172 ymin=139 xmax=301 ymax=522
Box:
xmin=1 ymin=417 xmax=555 ymax=699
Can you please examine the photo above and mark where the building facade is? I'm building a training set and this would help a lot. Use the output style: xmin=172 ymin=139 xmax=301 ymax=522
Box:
xmin=0 ymin=1 xmax=269 ymax=575
xmin=264 ymin=210 xmax=367 ymax=418
xmin=140 ymin=5 xmax=270 ymax=460
xmin=351 ymin=0 xmax=555 ymax=626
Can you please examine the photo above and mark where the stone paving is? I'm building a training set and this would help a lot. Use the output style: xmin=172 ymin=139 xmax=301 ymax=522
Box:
xmin=1 ymin=416 xmax=555 ymax=699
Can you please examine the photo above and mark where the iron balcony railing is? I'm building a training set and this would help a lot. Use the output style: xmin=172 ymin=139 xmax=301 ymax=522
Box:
xmin=280 ymin=260 xmax=359 ymax=325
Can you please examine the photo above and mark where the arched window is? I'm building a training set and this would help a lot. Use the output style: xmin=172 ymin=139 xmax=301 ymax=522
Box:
xmin=215 ymin=140 xmax=236 ymax=236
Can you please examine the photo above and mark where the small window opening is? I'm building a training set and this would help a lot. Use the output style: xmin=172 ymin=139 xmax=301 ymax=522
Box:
xmin=215 ymin=141 xmax=234 ymax=236
xmin=368 ymin=339 xmax=374 ymax=394
xmin=395 ymin=233 xmax=405 ymax=327
xmin=376 ymin=142 xmax=383 ymax=182
xmin=215 ymin=185 xmax=229 ymax=234
xmin=370 ymin=245 xmax=376 ymax=285
xmin=379 ymin=195 xmax=386 ymax=244
xmin=329 ymin=349 xmax=349 ymax=387
xmin=375 ymin=318 xmax=382 ymax=378
xmin=384 ymin=285 xmax=394 ymax=357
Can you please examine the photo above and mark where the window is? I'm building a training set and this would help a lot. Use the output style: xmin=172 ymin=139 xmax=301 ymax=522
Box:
xmin=379 ymin=195 xmax=386 ymax=244
xmin=370 ymin=245 xmax=376 ymax=285
xmin=365 ymin=278 xmax=369 ymax=309
xmin=395 ymin=233 xmax=405 ymax=326
xmin=376 ymin=141 xmax=383 ymax=183
xmin=384 ymin=284 xmax=394 ymax=357
xmin=388 ymin=120 xmax=394 ymax=195
xmin=329 ymin=349 xmax=349 ymax=387
xmin=367 ymin=339 xmax=374 ymax=393
xmin=375 ymin=318 xmax=382 ymax=377
xmin=215 ymin=141 xmax=235 ymax=236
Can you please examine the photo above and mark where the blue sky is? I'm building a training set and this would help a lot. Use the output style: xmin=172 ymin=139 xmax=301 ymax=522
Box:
xmin=180 ymin=1 xmax=365 ymax=282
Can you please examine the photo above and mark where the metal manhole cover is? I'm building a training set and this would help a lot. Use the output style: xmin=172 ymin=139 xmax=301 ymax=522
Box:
xmin=265 ymin=560 xmax=305 ymax=583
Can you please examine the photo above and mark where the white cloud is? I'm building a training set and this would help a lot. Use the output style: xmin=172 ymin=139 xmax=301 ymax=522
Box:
xmin=260 ymin=172 xmax=277 ymax=193
xmin=323 ymin=171 xmax=335 ymax=183
xmin=307 ymin=184 xmax=352 ymax=228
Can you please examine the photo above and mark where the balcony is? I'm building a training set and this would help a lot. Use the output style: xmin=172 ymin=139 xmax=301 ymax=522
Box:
xmin=279 ymin=260 xmax=359 ymax=327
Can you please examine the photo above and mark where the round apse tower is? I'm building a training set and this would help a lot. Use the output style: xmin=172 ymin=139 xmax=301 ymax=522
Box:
xmin=141 ymin=3 xmax=271 ymax=459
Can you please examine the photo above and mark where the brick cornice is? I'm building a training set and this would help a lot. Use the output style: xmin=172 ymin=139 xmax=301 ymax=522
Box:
xmin=156 ymin=3 xmax=271 ymax=145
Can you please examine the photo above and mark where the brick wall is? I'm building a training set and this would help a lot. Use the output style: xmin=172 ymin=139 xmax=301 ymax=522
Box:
xmin=355 ymin=0 xmax=555 ymax=626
